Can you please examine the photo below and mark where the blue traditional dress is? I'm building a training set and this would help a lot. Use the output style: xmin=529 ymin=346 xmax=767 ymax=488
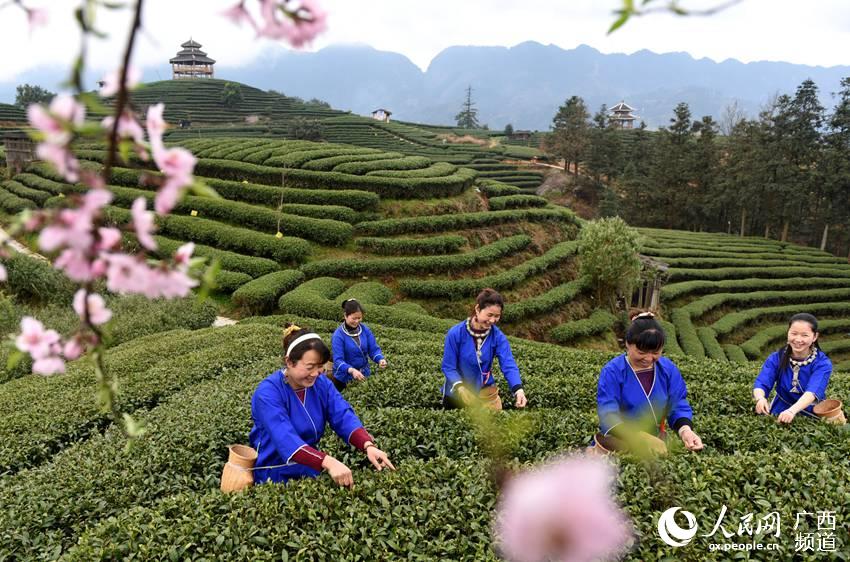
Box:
xmin=441 ymin=319 xmax=523 ymax=403
xmin=249 ymin=369 xmax=370 ymax=484
xmin=754 ymin=348 xmax=832 ymax=418
xmin=596 ymin=355 xmax=694 ymax=438
xmin=331 ymin=323 xmax=385 ymax=386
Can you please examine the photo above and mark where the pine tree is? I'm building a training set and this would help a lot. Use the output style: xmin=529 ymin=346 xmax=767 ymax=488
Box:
xmin=455 ymin=86 xmax=480 ymax=129
xmin=545 ymin=96 xmax=590 ymax=174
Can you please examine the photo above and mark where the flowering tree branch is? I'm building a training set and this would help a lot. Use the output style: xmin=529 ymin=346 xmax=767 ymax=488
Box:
xmin=1 ymin=0 xmax=328 ymax=438
xmin=609 ymin=0 xmax=744 ymax=33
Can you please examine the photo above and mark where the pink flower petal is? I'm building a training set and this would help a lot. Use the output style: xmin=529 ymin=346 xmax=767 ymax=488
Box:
xmin=99 ymin=66 xmax=142 ymax=97
xmin=131 ymin=197 xmax=157 ymax=250
xmin=33 ymin=356 xmax=65 ymax=375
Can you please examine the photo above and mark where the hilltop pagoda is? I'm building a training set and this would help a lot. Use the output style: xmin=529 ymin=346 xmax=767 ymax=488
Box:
xmin=169 ymin=39 xmax=216 ymax=79
xmin=609 ymin=101 xmax=639 ymax=129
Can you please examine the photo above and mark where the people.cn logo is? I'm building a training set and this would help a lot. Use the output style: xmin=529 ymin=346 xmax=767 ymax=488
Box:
xmin=657 ymin=507 xmax=699 ymax=547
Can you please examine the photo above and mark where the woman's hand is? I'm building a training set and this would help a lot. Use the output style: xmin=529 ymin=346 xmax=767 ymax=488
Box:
xmin=456 ymin=385 xmax=475 ymax=406
xmin=679 ymin=427 xmax=704 ymax=451
xmin=754 ymin=397 xmax=771 ymax=415
xmin=349 ymin=368 xmax=365 ymax=381
xmin=378 ymin=359 xmax=388 ymax=368
xmin=365 ymin=444 xmax=396 ymax=472
xmin=321 ymin=455 xmax=353 ymax=488
xmin=777 ymin=409 xmax=797 ymax=424
xmin=514 ymin=389 xmax=527 ymax=408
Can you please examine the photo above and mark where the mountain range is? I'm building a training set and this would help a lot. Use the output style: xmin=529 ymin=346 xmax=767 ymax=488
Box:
xmin=3 ymin=42 xmax=849 ymax=130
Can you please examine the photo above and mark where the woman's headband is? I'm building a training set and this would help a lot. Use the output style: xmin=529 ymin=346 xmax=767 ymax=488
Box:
xmin=631 ymin=311 xmax=656 ymax=322
xmin=286 ymin=333 xmax=322 ymax=357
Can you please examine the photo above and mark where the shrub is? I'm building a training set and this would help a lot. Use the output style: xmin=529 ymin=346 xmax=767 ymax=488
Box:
xmin=301 ymin=152 xmax=404 ymax=171
xmin=192 ymin=159 xmax=476 ymax=199
xmin=696 ymin=327 xmax=726 ymax=362
xmin=104 ymin=207 xmax=312 ymax=264
xmin=671 ymin=308 xmax=705 ymax=358
xmin=501 ymin=277 xmax=589 ymax=323
xmin=488 ymin=194 xmax=548 ymax=210
xmin=334 ymin=156 xmax=431 ymax=175
xmin=723 ymin=344 xmax=749 ymax=364
xmin=0 ymin=184 xmax=36 ymax=213
xmin=213 ymin=270 xmax=253 ymax=293
xmin=108 ymin=166 xmax=379 ymax=211
xmin=667 ymin=266 xmax=850 ymax=283
xmin=150 ymin=235 xmax=280 ymax=278
xmin=661 ymin=277 xmax=850 ymax=301
xmin=355 ymin=235 xmax=466 ymax=256
xmin=478 ymin=180 xmax=523 ymax=198
xmin=711 ymin=301 xmax=850 ymax=336
xmin=683 ymin=287 xmax=850 ymax=322
xmin=399 ymin=240 xmax=579 ymax=299
xmin=548 ymin=309 xmax=618 ymax=342
xmin=356 ymin=208 xmax=578 ymax=236
xmin=232 ymin=270 xmax=305 ymax=314
xmin=300 ymin=235 xmax=530 ymax=278
xmin=3 ymin=252 xmax=76 ymax=304
xmin=277 ymin=278 xmax=454 ymax=332
xmin=368 ymin=162 xmax=457 ymax=178
xmin=2 ymin=179 xmax=52 ymax=205
xmin=578 ymin=218 xmax=641 ymax=311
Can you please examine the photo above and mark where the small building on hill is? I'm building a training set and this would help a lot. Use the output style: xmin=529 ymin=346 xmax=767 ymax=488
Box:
xmin=509 ymin=130 xmax=533 ymax=141
xmin=371 ymin=108 xmax=392 ymax=122
xmin=170 ymin=39 xmax=216 ymax=79
xmin=609 ymin=101 xmax=639 ymax=129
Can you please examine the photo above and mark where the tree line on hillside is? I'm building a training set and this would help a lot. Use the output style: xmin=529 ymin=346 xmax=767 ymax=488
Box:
xmin=545 ymin=79 xmax=850 ymax=258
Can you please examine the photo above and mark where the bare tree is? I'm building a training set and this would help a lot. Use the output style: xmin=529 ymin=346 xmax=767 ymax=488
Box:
xmin=719 ymin=99 xmax=746 ymax=136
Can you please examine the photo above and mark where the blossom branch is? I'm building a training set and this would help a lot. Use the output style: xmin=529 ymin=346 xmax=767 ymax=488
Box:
xmin=102 ymin=0 xmax=144 ymax=183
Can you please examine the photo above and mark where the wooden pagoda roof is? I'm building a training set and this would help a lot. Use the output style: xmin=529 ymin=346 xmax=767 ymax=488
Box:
xmin=610 ymin=100 xmax=635 ymax=112
xmin=170 ymin=39 xmax=216 ymax=64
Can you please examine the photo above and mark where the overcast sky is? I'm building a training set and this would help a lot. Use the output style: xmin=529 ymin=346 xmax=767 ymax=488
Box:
xmin=2 ymin=0 xmax=849 ymax=84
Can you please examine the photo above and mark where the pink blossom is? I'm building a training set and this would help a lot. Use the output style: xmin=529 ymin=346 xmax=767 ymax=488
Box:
xmin=146 ymin=103 xmax=166 ymax=148
xmin=82 ymin=188 xmax=113 ymax=214
xmin=131 ymin=198 xmax=157 ymax=250
xmin=495 ymin=454 xmax=633 ymax=562
xmin=36 ymin=143 xmax=80 ymax=183
xmin=102 ymin=111 xmax=145 ymax=144
xmin=91 ymin=258 xmax=108 ymax=278
xmin=105 ymin=253 xmax=150 ymax=295
xmin=0 ymin=264 xmax=6 ymax=282
xmin=27 ymin=94 xmax=85 ymax=145
xmin=26 ymin=7 xmax=48 ymax=29
xmin=15 ymin=317 xmax=61 ymax=360
xmin=257 ymin=0 xmax=327 ymax=47
xmin=153 ymin=145 xmax=195 ymax=182
xmin=79 ymin=169 xmax=106 ymax=190
xmin=55 ymin=248 xmax=97 ymax=282
xmin=145 ymin=268 xmax=198 ymax=299
xmin=73 ymin=290 xmax=112 ymax=326
xmin=97 ymin=227 xmax=122 ymax=251
xmin=28 ymin=105 xmax=68 ymax=146
xmin=174 ymin=242 xmax=195 ymax=269
xmin=99 ymin=66 xmax=142 ymax=97
xmin=221 ymin=1 xmax=257 ymax=29
xmin=32 ymin=356 xmax=65 ymax=376
xmin=63 ymin=337 xmax=84 ymax=361
xmin=37 ymin=189 xmax=110 ymax=255
xmin=154 ymin=175 xmax=189 ymax=215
